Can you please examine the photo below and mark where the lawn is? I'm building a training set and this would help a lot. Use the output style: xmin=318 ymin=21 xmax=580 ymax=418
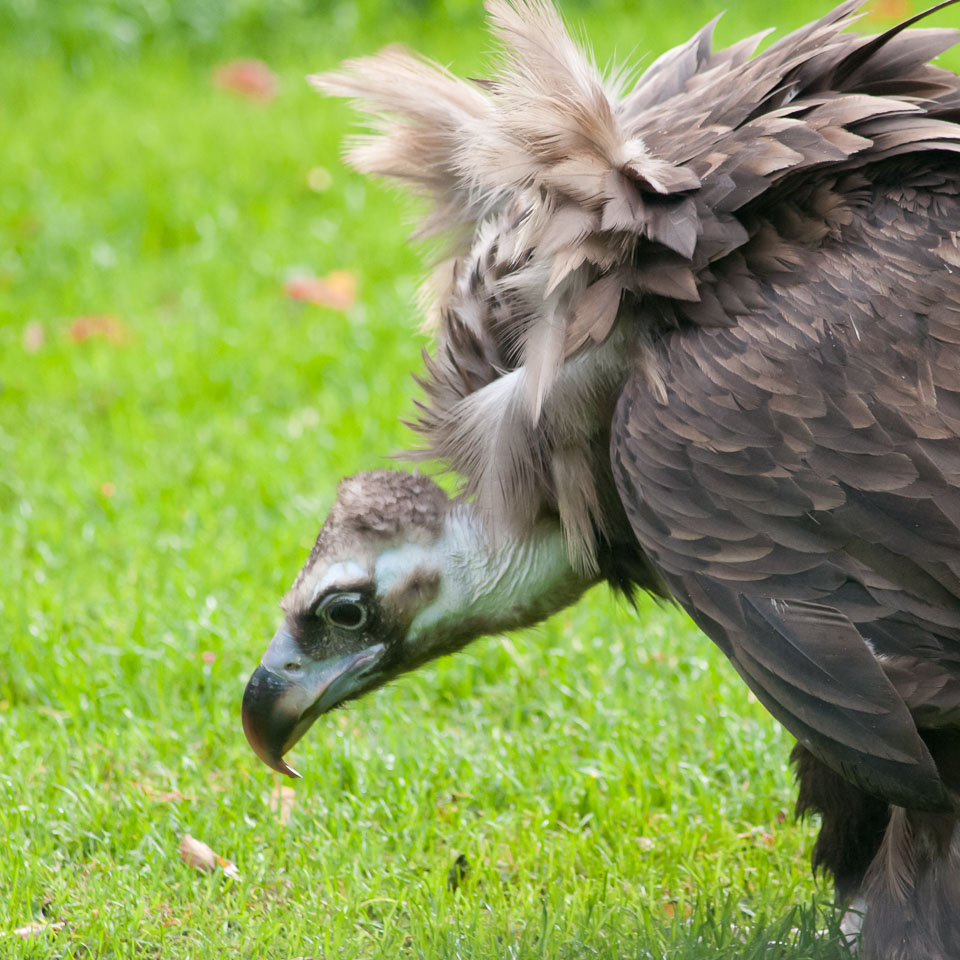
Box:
xmin=2 ymin=0 xmax=957 ymax=957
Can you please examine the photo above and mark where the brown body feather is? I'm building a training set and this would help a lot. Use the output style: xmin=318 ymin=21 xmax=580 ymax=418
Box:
xmin=313 ymin=3 xmax=960 ymax=956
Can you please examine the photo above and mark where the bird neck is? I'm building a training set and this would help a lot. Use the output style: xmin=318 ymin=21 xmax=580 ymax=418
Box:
xmin=405 ymin=504 xmax=596 ymax=655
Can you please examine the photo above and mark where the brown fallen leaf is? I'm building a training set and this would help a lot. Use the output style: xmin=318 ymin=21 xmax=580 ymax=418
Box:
xmin=67 ymin=314 xmax=128 ymax=344
xmin=737 ymin=829 xmax=776 ymax=846
xmin=13 ymin=921 xmax=66 ymax=939
xmin=179 ymin=833 xmax=215 ymax=871
xmin=284 ymin=271 xmax=357 ymax=312
xmin=11 ymin=215 xmax=40 ymax=238
xmin=306 ymin=166 xmax=332 ymax=192
xmin=179 ymin=834 xmax=241 ymax=881
xmin=22 ymin=321 xmax=44 ymax=352
xmin=36 ymin=705 xmax=69 ymax=720
xmin=215 ymin=855 xmax=241 ymax=881
xmin=269 ymin=783 xmax=296 ymax=825
xmin=213 ymin=60 xmax=278 ymax=102
xmin=150 ymin=790 xmax=186 ymax=803
xmin=134 ymin=781 xmax=188 ymax=804
xmin=866 ymin=0 xmax=909 ymax=18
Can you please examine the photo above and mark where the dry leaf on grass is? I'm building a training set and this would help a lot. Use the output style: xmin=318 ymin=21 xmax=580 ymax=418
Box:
xmin=284 ymin=271 xmax=356 ymax=311
xmin=67 ymin=314 xmax=128 ymax=344
xmin=23 ymin=321 xmax=44 ymax=352
xmin=736 ymin=829 xmax=775 ymax=846
xmin=179 ymin=834 xmax=241 ymax=881
xmin=866 ymin=0 xmax=909 ymax=18
xmin=134 ymin=781 xmax=188 ymax=804
xmin=307 ymin=166 xmax=332 ymax=192
xmin=36 ymin=705 xmax=69 ymax=720
xmin=662 ymin=902 xmax=692 ymax=920
xmin=269 ymin=783 xmax=296 ymax=825
xmin=13 ymin=921 xmax=65 ymax=939
xmin=213 ymin=60 xmax=278 ymax=102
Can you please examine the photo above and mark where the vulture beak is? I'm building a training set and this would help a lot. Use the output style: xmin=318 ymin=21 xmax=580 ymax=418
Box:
xmin=241 ymin=627 xmax=385 ymax=778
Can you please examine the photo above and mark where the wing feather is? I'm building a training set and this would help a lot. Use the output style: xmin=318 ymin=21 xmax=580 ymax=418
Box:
xmin=612 ymin=159 xmax=960 ymax=810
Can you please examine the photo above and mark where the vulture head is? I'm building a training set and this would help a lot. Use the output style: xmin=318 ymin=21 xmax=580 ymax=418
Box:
xmin=242 ymin=470 xmax=591 ymax=776
xmin=243 ymin=0 xmax=960 ymax=955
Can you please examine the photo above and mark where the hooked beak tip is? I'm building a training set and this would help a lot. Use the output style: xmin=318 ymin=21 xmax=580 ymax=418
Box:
xmin=275 ymin=759 xmax=302 ymax=780
xmin=241 ymin=643 xmax=387 ymax=775
xmin=241 ymin=663 xmax=306 ymax=775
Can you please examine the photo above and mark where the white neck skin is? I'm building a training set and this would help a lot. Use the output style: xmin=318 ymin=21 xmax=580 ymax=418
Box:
xmin=374 ymin=504 xmax=596 ymax=655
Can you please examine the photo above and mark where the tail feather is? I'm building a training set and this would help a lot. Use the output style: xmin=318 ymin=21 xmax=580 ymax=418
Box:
xmin=861 ymin=810 xmax=960 ymax=960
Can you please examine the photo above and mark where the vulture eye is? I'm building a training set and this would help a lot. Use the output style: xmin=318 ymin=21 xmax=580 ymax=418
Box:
xmin=316 ymin=592 xmax=367 ymax=631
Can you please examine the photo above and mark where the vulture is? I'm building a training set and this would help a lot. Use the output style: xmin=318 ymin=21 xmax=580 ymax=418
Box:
xmin=241 ymin=1 xmax=960 ymax=956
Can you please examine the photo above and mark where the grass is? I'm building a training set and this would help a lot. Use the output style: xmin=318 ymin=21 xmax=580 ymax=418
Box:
xmin=2 ymin=0 xmax=958 ymax=956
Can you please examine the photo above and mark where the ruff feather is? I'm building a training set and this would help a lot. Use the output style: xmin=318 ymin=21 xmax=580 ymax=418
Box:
xmin=315 ymin=0 xmax=960 ymax=566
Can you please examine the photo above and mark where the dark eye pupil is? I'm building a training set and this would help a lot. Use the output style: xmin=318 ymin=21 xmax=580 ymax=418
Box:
xmin=326 ymin=601 xmax=363 ymax=628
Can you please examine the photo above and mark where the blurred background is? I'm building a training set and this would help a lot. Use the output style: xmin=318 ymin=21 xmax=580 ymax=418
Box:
xmin=1 ymin=0 xmax=955 ymax=956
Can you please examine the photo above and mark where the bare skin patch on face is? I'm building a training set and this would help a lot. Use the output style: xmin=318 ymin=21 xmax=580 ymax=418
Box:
xmin=379 ymin=566 xmax=442 ymax=625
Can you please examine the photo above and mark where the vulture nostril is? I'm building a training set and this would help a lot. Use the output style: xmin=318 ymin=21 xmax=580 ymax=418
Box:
xmin=284 ymin=660 xmax=302 ymax=673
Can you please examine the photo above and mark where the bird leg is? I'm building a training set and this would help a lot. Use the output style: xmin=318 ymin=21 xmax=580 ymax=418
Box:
xmin=839 ymin=896 xmax=866 ymax=955
xmin=791 ymin=745 xmax=960 ymax=958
